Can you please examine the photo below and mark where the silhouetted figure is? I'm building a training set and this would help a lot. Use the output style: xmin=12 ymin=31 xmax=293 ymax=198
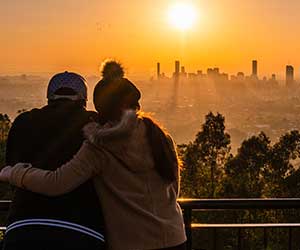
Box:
xmin=3 ymin=72 xmax=105 ymax=250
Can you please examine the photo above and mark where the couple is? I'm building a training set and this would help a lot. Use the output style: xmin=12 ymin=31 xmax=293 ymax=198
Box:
xmin=0 ymin=61 xmax=187 ymax=250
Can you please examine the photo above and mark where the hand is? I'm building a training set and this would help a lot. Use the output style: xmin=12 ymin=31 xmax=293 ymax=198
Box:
xmin=0 ymin=166 xmax=13 ymax=182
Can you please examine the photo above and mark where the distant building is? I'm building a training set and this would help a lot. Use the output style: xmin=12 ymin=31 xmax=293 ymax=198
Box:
xmin=237 ymin=72 xmax=245 ymax=81
xmin=252 ymin=60 xmax=258 ymax=76
xmin=175 ymin=61 xmax=180 ymax=74
xmin=180 ymin=66 xmax=187 ymax=78
xmin=220 ymin=73 xmax=229 ymax=81
xmin=173 ymin=60 xmax=180 ymax=80
xmin=207 ymin=68 xmax=213 ymax=76
xmin=157 ymin=63 xmax=161 ymax=79
xmin=188 ymin=73 xmax=197 ymax=79
xmin=271 ymin=74 xmax=276 ymax=81
xmin=213 ymin=68 xmax=219 ymax=74
xmin=286 ymin=65 xmax=294 ymax=86
xmin=230 ymin=75 xmax=237 ymax=81
xmin=207 ymin=68 xmax=220 ymax=79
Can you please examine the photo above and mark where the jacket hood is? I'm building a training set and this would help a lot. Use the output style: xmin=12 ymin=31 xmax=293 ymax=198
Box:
xmin=83 ymin=110 xmax=138 ymax=145
xmin=83 ymin=110 xmax=154 ymax=172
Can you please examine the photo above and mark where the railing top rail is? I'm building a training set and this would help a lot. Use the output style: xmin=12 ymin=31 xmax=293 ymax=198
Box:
xmin=178 ymin=198 xmax=300 ymax=209
xmin=0 ymin=201 xmax=11 ymax=212
xmin=0 ymin=198 xmax=300 ymax=212
xmin=192 ymin=223 xmax=300 ymax=228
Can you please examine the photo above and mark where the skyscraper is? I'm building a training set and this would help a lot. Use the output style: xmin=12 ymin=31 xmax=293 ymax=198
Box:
xmin=157 ymin=63 xmax=160 ymax=79
xmin=173 ymin=60 xmax=180 ymax=80
xmin=252 ymin=60 xmax=258 ymax=76
xmin=286 ymin=65 xmax=294 ymax=86
xmin=181 ymin=66 xmax=187 ymax=78
xmin=175 ymin=61 xmax=180 ymax=75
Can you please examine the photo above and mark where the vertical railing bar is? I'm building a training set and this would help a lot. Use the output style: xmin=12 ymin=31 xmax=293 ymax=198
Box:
xmin=183 ymin=208 xmax=192 ymax=250
xmin=213 ymin=228 xmax=217 ymax=250
xmin=263 ymin=228 xmax=268 ymax=250
xmin=238 ymin=228 xmax=242 ymax=250
xmin=288 ymin=227 xmax=292 ymax=250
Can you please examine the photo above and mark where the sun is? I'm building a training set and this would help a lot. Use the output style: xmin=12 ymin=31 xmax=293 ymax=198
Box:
xmin=168 ymin=3 xmax=197 ymax=31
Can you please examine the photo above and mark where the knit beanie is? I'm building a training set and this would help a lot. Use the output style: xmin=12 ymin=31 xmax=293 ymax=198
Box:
xmin=93 ymin=61 xmax=141 ymax=114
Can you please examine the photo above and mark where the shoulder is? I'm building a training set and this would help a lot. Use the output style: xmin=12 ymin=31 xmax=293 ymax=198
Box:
xmin=11 ymin=108 xmax=40 ymax=128
xmin=76 ymin=140 xmax=110 ymax=170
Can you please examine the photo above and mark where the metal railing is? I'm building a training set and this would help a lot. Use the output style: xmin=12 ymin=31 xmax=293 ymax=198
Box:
xmin=0 ymin=199 xmax=300 ymax=249
xmin=178 ymin=198 xmax=300 ymax=250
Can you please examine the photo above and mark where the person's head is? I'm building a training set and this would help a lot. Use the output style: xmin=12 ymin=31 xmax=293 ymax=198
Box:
xmin=47 ymin=71 xmax=88 ymax=107
xmin=93 ymin=61 xmax=141 ymax=123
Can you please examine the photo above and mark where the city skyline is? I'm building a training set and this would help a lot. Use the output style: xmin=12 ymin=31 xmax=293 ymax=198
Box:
xmin=156 ymin=60 xmax=299 ymax=83
xmin=2 ymin=58 xmax=300 ymax=82
xmin=2 ymin=1 xmax=300 ymax=76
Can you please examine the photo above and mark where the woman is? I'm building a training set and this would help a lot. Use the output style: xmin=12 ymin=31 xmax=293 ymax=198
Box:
xmin=0 ymin=61 xmax=187 ymax=250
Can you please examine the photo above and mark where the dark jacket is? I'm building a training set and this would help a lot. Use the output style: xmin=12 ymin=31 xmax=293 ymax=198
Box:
xmin=4 ymin=100 xmax=105 ymax=245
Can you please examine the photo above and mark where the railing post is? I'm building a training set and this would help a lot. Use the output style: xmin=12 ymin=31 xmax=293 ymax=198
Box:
xmin=288 ymin=228 xmax=292 ymax=250
xmin=183 ymin=208 xmax=192 ymax=250
xmin=263 ymin=228 xmax=268 ymax=250
xmin=213 ymin=228 xmax=217 ymax=250
xmin=238 ymin=228 xmax=242 ymax=250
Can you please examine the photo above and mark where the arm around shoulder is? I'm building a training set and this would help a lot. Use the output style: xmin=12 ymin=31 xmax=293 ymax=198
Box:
xmin=9 ymin=141 xmax=105 ymax=196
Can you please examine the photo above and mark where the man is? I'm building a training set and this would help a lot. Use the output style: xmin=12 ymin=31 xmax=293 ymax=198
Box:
xmin=3 ymin=72 xmax=105 ymax=250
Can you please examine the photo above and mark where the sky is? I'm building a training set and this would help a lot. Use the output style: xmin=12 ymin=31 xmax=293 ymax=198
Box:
xmin=1 ymin=0 xmax=300 ymax=79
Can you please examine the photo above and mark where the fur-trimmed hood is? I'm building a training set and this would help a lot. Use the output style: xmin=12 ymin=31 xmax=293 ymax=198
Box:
xmin=83 ymin=110 xmax=139 ymax=145
xmin=83 ymin=110 xmax=155 ymax=172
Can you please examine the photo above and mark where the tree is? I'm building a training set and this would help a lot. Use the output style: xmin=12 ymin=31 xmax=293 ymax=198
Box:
xmin=0 ymin=114 xmax=12 ymax=200
xmin=223 ymin=132 xmax=270 ymax=198
xmin=180 ymin=112 xmax=231 ymax=198
xmin=0 ymin=114 xmax=11 ymax=166
xmin=267 ymin=130 xmax=300 ymax=197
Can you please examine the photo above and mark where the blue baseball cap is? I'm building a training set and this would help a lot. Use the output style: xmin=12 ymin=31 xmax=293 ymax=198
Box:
xmin=47 ymin=71 xmax=88 ymax=101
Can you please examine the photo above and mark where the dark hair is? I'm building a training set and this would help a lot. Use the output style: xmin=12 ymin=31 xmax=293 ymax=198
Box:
xmin=93 ymin=78 xmax=141 ymax=123
xmin=143 ymin=116 xmax=179 ymax=183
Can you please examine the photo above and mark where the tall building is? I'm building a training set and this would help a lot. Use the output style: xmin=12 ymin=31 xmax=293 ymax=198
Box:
xmin=157 ymin=63 xmax=160 ymax=79
xmin=252 ymin=60 xmax=258 ymax=76
xmin=175 ymin=61 xmax=180 ymax=75
xmin=286 ymin=65 xmax=294 ymax=86
xmin=173 ymin=60 xmax=180 ymax=80
xmin=181 ymin=66 xmax=187 ymax=78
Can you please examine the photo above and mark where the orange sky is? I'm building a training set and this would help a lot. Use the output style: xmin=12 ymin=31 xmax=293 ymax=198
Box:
xmin=1 ymin=0 xmax=300 ymax=79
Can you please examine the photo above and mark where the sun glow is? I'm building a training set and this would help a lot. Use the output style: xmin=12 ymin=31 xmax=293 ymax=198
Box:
xmin=168 ymin=3 xmax=197 ymax=31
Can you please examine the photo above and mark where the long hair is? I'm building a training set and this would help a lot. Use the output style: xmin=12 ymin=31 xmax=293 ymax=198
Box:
xmin=142 ymin=115 xmax=180 ymax=183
